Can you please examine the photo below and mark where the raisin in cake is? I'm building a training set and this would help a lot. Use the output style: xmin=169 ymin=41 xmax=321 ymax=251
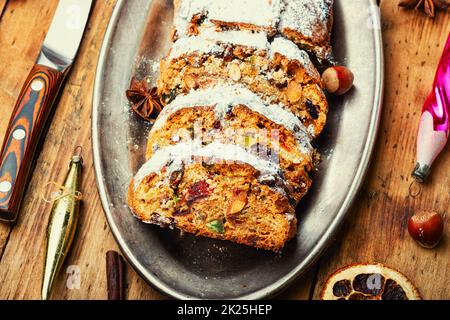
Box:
xmin=128 ymin=0 xmax=333 ymax=251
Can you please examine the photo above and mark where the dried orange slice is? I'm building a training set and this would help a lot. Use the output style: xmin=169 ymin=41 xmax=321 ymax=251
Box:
xmin=321 ymin=263 xmax=421 ymax=300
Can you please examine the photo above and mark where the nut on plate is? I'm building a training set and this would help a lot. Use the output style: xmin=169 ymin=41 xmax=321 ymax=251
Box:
xmin=321 ymin=66 xmax=354 ymax=95
xmin=408 ymin=210 xmax=444 ymax=248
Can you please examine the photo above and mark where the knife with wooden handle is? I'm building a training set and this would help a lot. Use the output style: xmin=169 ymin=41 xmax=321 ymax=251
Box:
xmin=0 ymin=0 xmax=93 ymax=222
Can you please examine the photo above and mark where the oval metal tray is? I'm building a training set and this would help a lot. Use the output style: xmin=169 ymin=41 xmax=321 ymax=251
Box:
xmin=93 ymin=0 xmax=383 ymax=299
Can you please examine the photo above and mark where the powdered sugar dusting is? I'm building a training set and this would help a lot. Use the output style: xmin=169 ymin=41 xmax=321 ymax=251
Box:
xmin=280 ymin=0 xmax=333 ymax=40
xmin=134 ymin=140 xmax=282 ymax=189
xmin=175 ymin=0 xmax=284 ymax=37
xmin=168 ymin=29 xmax=268 ymax=60
xmin=152 ymin=84 xmax=313 ymax=155
xmin=202 ymin=28 xmax=268 ymax=49
xmin=169 ymin=36 xmax=222 ymax=60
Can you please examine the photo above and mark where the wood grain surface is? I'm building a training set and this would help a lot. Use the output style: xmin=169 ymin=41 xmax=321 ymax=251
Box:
xmin=0 ymin=0 xmax=448 ymax=300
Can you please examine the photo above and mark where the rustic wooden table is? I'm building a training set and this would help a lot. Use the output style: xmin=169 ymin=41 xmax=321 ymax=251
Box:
xmin=0 ymin=0 xmax=448 ymax=300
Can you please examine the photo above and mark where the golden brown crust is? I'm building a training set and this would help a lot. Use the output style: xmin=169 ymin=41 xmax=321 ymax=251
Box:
xmin=129 ymin=162 xmax=297 ymax=252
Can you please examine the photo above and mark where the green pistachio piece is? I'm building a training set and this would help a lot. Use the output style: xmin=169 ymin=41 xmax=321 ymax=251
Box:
xmin=206 ymin=219 xmax=225 ymax=234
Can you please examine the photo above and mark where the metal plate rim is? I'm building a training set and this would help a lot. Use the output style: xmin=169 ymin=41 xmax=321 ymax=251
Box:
xmin=92 ymin=0 xmax=384 ymax=300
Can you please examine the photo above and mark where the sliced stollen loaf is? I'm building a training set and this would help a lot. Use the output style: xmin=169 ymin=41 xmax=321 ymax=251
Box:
xmin=280 ymin=0 xmax=334 ymax=65
xmin=146 ymin=84 xmax=316 ymax=204
xmin=128 ymin=140 xmax=297 ymax=251
xmin=157 ymin=30 xmax=328 ymax=137
xmin=128 ymin=0 xmax=335 ymax=251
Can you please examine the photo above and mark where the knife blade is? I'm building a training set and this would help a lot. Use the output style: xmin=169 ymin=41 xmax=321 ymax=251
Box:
xmin=0 ymin=0 xmax=93 ymax=222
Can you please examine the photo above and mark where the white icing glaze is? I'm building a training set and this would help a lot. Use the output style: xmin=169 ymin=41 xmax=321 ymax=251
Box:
xmin=152 ymin=84 xmax=313 ymax=154
xmin=169 ymin=36 xmax=222 ymax=61
xmin=202 ymin=28 xmax=268 ymax=49
xmin=279 ymin=0 xmax=333 ymax=40
xmin=169 ymin=30 xmax=319 ymax=81
xmin=134 ymin=140 xmax=282 ymax=190
xmin=175 ymin=0 xmax=284 ymax=37
xmin=168 ymin=29 xmax=268 ymax=60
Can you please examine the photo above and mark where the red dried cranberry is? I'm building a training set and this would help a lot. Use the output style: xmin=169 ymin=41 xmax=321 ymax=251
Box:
xmin=186 ymin=180 xmax=212 ymax=202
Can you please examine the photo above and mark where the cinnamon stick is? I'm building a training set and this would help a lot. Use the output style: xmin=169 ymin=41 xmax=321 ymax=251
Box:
xmin=106 ymin=250 xmax=126 ymax=300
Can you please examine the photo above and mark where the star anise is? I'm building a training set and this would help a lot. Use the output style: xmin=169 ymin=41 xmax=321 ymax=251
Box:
xmin=126 ymin=77 xmax=164 ymax=122
xmin=399 ymin=0 xmax=450 ymax=18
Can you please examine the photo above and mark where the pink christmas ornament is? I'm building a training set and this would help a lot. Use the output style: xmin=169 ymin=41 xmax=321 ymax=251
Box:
xmin=412 ymin=34 xmax=450 ymax=183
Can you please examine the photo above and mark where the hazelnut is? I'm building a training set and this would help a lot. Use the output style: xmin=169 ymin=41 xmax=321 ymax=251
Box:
xmin=286 ymin=81 xmax=303 ymax=103
xmin=228 ymin=63 xmax=241 ymax=81
xmin=408 ymin=210 xmax=444 ymax=249
xmin=321 ymin=66 xmax=354 ymax=95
